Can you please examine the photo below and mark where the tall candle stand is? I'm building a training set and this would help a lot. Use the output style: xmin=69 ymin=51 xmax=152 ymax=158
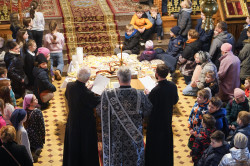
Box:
xmin=120 ymin=44 xmax=123 ymax=66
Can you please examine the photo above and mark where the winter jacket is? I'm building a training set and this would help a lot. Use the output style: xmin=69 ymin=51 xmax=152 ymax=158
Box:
xmin=144 ymin=11 xmax=163 ymax=36
xmin=204 ymin=80 xmax=219 ymax=96
xmin=226 ymin=98 xmax=249 ymax=126
xmin=4 ymin=51 xmax=16 ymax=69
xmin=155 ymin=53 xmax=178 ymax=72
xmin=235 ymin=24 xmax=250 ymax=51
xmin=197 ymin=141 xmax=230 ymax=166
xmin=44 ymin=32 xmax=65 ymax=53
xmin=139 ymin=49 xmax=156 ymax=61
xmin=197 ymin=60 xmax=218 ymax=89
xmin=230 ymin=124 xmax=250 ymax=151
xmin=0 ymin=114 xmax=6 ymax=129
xmin=23 ymin=50 xmax=35 ymax=86
xmin=219 ymin=147 xmax=250 ymax=166
xmin=210 ymin=108 xmax=227 ymax=131
xmin=173 ymin=8 xmax=192 ymax=37
xmin=195 ymin=18 xmax=214 ymax=52
xmin=239 ymin=38 xmax=250 ymax=81
xmin=33 ymin=67 xmax=56 ymax=105
xmin=209 ymin=31 xmax=235 ymax=69
xmin=123 ymin=30 xmax=141 ymax=54
xmin=10 ymin=24 xmax=20 ymax=40
xmin=179 ymin=39 xmax=202 ymax=76
xmin=218 ymin=52 xmax=240 ymax=102
xmin=166 ymin=35 xmax=183 ymax=57
xmin=130 ymin=13 xmax=153 ymax=30
xmin=191 ymin=127 xmax=216 ymax=164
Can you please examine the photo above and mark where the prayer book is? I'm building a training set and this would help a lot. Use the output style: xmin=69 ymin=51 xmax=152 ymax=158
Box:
xmin=91 ymin=74 xmax=110 ymax=95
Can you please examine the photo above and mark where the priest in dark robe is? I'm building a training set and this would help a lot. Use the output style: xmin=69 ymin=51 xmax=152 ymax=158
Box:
xmin=63 ymin=66 xmax=100 ymax=166
xmin=145 ymin=64 xmax=179 ymax=166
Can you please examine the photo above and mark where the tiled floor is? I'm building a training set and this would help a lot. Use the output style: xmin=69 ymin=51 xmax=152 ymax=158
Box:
xmin=33 ymin=71 xmax=196 ymax=166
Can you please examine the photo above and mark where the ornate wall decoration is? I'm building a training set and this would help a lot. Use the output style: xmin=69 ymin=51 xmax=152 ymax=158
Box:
xmin=223 ymin=0 xmax=249 ymax=18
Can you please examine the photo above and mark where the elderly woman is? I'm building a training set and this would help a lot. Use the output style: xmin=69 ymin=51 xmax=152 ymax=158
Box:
xmin=183 ymin=51 xmax=217 ymax=96
xmin=63 ymin=66 xmax=100 ymax=166
xmin=0 ymin=125 xmax=33 ymax=166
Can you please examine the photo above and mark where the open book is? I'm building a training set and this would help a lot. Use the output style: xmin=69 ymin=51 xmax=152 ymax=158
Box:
xmin=91 ymin=74 xmax=110 ymax=95
xmin=139 ymin=76 xmax=156 ymax=92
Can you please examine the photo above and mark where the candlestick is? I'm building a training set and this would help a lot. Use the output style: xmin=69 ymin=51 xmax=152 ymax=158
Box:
xmin=120 ymin=44 xmax=123 ymax=66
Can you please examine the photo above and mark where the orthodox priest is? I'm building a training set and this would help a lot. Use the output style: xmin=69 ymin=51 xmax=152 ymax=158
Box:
xmin=145 ymin=64 xmax=179 ymax=166
xmin=63 ymin=66 xmax=100 ymax=166
xmin=97 ymin=66 xmax=152 ymax=166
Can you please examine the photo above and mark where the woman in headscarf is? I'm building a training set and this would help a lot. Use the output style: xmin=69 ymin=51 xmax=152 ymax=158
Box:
xmin=23 ymin=94 xmax=45 ymax=162
xmin=10 ymin=109 xmax=34 ymax=162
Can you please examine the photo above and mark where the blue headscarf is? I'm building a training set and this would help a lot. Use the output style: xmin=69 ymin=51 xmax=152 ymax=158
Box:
xmin=10 ymin=109 xmax=27 ymax=131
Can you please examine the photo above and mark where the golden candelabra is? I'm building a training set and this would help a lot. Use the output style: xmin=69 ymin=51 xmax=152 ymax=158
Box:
xmin=0 ymin=4 xmax=10 ymax=22
xmin=200 ymin=0 xmax=218 ymax=31
xmin=167 ymin=0 xmax=202 ymax=15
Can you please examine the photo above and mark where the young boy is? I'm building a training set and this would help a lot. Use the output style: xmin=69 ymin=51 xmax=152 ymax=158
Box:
xmin=188 ymin=89 xmax=211 ymax=149
xmin=236 ymin=16 xmax=250 ymax=52
xmin=130 ymin=5 xmax=153 ymax=45
xmin=245 ymin=77 xmax=250 ymax=106
xmin=166 ymin=26 xmax=184 ymax=57
xmin=33 ymin=54 xmax=56 ymax=109
xmin=226 ymin=88 xmax=249 ymax=130
xmin=208 ymin=97 xmax=229 ymax=135
xmin=197 ymin=130 xmax=230 ymax=166
xmin=230 ymin=111 xmax=250 ymax=150
xmin=114 ymin=24 xmax=140 ymax=55
xmin=144 ymin=5 xmax=163 ymax=42
xmin=204 ymin=71 xmax=219 ymax=96
xmin=173 ymin=0 xmax=192 ymax=39
xmin=191 ymin=114 xmax=216 ymax=165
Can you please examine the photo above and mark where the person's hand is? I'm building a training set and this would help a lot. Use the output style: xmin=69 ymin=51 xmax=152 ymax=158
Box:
xmin=21 ymin=79 xmax=24 ymax=83
xmin=231 ymin=125 xmax=236 ymax=130
xmin=138 ymin=28 xmax=143 ymax=33
xmin=213 ymin=30 xmax=219 ymax=37
xmin=144 ymin=89 xmax=150 ymax=95
xmin=87 ymin=83 xmax=93 ymax=90
xmin=151 ymin=12 xmax=157 ymax=19
xmin=189 ymin=129 xmax=195 ymax=135
xmin=171 ymin=14 xmax=174 ymax=17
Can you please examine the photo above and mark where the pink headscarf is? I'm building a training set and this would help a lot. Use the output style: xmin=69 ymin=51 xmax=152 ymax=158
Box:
xmin=23 ymin=94 xmax=34 ymax=110
xmin=37 ymin=47 xmax=50 ymax=58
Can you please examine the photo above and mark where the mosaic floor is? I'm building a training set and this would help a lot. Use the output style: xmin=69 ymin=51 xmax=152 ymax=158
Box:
xmin=29 ymin=70 xmax=196 ymax=166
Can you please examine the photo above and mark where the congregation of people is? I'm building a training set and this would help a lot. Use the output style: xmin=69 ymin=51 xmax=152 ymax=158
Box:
xmin=0 ymin=0 xmax=249 ymax=165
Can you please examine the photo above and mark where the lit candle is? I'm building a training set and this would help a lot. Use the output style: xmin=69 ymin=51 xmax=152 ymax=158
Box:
xmin=120 ymin=44 xmax=123 ymax=62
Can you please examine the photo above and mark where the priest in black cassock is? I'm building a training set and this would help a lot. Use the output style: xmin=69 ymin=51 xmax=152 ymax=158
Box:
xmin=145 ymin=64 xmax=179 ymax=166
xmin=63 ymin=66 xmax=100 ymax=166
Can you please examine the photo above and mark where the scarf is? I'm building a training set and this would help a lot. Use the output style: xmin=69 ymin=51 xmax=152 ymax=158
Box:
xmin=10 ymin=109 xmax=27 ymax=131
xmin=23 ymin=94 xmax=34 ymax=110
xmin=125 ymin=29 xmax=138 ymax=39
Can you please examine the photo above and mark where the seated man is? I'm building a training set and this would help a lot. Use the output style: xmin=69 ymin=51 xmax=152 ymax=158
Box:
xmin=97 ymin=66 xmax=152 ymax=166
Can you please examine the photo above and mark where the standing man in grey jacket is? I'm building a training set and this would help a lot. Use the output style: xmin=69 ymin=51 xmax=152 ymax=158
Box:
xmin=209 ymin=21 xmax=235 ymax=70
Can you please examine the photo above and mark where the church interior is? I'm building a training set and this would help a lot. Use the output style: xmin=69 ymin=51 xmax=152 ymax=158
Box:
xmin=0 ymin=0 xmax=250 ymax=165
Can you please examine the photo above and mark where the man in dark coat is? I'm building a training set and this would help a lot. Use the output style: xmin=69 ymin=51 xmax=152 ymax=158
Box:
xmin=145 ymin=64 xmax=179 ymax=166
xmin=63 ymin=66 xmax=100 ymax=166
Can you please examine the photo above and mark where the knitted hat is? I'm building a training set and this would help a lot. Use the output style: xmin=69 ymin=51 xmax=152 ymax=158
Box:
xmin=197 ymin=51 xmax=211 ymax=63
xmin=170 ymin=26 xmax=181 ymax=36
xmin=37 ymin=47 xmax=50 ymax=58
xmin=145 ymin=40 xmax=153 ymax=49
xmin=23 ymin=94 xmax=34 ymax=110
xmin=234 ymin=133 xmax=248 ymax=149
xmin=221 ymin=43 xmax=232 ymax=52
xmin=36 ymin=53 xmax=48 ymax=65
xmin=10 ymin=109 xmax=27 ymax=131
xmin=234 ymin=88 xmax=245 ymax=98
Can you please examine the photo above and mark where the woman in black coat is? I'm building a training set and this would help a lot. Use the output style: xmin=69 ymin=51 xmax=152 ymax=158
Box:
xmin=0 ymin=125 xmax=33 ymax=166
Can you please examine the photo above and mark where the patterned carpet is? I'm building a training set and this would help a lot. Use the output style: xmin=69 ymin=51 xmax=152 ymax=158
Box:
xmin=29 ymin=70 xmax=195 ymax=166
xmin=59 ymin=0 xmax=119 ymax=57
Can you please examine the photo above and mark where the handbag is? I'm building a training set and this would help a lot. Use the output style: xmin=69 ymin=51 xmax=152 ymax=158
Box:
xmin=1 ymin=145 xmax=21 ymax=166
xmin=39 ymin=90 xmax=54 ymax=103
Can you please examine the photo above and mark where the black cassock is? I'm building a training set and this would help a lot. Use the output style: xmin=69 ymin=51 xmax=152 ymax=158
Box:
xmin=145 ymin=80 xmax=179 ymax=166
xmin=63 ymin=80 xmax=100 ymax=166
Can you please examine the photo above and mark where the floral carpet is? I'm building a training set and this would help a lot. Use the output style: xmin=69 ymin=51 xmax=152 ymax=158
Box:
xmin=59 ymin=0 xmax=119 ymax=57
xmin=27 ymin=70 xmax=195 ymax=166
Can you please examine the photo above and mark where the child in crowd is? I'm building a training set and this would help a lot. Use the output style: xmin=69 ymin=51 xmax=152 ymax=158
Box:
xmin=16 ymin=29 xmax=29 ymax=48
xmin=37 ymin=47 xmax=54 ymax=82
xmin=197 ymin=130 xmax=230 ymax=166
xmin=173 ymin=0 xmax=192 ymax=39
xmin=4 ymin=40 xmax=26 ymax=99
xmin=10 ymin=109 xmax=33 ymax=162
xmin=130 ymin=5 xmax=153 ymax=45
xmin=245 ymin=76 xmax=250 ymax=106
xmin=178 ymin=29 xmax=202 ymax=84
xmin=44 ymin=20 xmax=65 ymax=81
xmin=10 ymin=12 xmax=21 ymax=41
xmin=0 ymin=37 xmax=6 ymax=67
xmin=138 ymin=40 xmax=156 ymax=61
xmin=235 ymin=16 xmax=250 ymax=52
xmin=188 ymin=89 xmax=211 ymax=149
xmin=204 ymin=70 xmax=219 ymax=96
xmin=0 ymin=86 xmax=15 ymax=125
xmin=23 ymin=94 xmax=45 ymax=162
xmin=33 ymin=54 xmax=56 ymax=109
xmin=239 ymin=27 xmax=250 ymax=84
xmin=191 ymin=114 xmax=216 ymax=165
xmin=230 ymin=111 xmax=250 ymax=150
xmin=208 ymin=97 xmax=229 ymax=135
xmin=27 ymin=0 xmax=45 ymax=48
xmin=23 ymin=39 xmax=37 ymax=88
xmin=114 ymin=24 xmax=140 ymax=55
xmin=0 ymin=99 xmax=6 ymax=129
xmin=166 ymin=26 xmax=183 ymax=57
xmin=23 ymin=17 xmax=33 ymax=40
xmin=226 ymin=88 xmax=249 ymax=130
xmin=144 ymin=5 xmax=163 ymax=42
xmin=219 ymin=133 xmax=250 ymax=165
